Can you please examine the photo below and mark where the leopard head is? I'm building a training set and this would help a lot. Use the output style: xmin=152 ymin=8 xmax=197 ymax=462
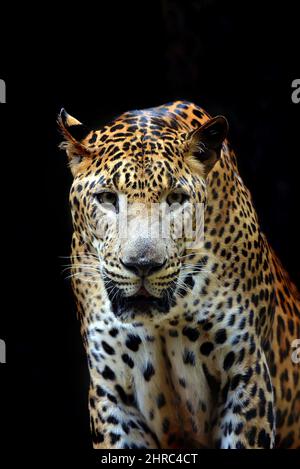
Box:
xmin=59 ymin=101 xmax=228 ymax=320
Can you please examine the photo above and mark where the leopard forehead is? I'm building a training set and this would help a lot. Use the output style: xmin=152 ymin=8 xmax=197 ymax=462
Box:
xmin=69 ymin=101 xmax=212 ymax=197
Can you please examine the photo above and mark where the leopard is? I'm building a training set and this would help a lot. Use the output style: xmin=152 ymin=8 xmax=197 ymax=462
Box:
xmin=58 ymin=100 xmax=300 ymax=449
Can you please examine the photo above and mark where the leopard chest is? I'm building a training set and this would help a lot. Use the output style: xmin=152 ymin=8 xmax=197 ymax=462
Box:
xmin=127 ymin=326 xmax=218 ymax=448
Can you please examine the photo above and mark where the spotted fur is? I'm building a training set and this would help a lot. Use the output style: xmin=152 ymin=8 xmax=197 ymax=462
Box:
xmin=59 ymin=101 xmax=300 ymax=449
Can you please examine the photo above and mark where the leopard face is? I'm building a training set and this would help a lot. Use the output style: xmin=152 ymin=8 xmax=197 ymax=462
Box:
xmin=60 ymin=104 xmax=228 ymax=321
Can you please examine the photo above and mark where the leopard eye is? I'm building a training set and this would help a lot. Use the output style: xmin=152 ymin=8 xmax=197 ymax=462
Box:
xmin=166 ymin=191 xmax=189 ymax=206
xmin=95 ymin=191 xmax=118 ymax=210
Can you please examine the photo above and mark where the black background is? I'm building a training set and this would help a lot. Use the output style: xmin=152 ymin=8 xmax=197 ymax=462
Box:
xmin=0 ymin=0 xmax=299 ymax=458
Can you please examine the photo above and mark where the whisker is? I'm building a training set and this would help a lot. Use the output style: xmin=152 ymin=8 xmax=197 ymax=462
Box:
xmin=59 ymin=253 xmax=99 ymax=259
xmin=62 ymin=264 xmax=100 ymax=271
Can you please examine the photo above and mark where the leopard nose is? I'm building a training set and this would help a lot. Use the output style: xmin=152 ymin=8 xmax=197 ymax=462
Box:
xmin=120 ymin=258 xmax=166 ymax=277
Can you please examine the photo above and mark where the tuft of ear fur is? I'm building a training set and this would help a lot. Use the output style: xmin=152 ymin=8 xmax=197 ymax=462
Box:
xmin=185 ymin=116 xmax=229 ymax=177
xmin=58 ymin=108 xmax=92 ymax=176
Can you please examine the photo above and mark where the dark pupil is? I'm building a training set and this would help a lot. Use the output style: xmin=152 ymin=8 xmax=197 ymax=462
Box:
xmin=106 ymin=193 xmax=115 ymax=203
xmin=102 ymin=192 xmax=116 ymax=204
xmin=169 ymin=193 xmax=183 ymax=204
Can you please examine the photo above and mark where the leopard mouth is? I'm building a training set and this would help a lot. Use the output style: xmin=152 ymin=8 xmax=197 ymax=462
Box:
xmin=113 ymin=290 xmax=171 ymax=317
xmin=104 ymin=280 xmax=173 ymax=318
xmin=102 ymin=268 xmax=176 ymax=318
xmin=135 ymin=286 xmax=151 ymax=297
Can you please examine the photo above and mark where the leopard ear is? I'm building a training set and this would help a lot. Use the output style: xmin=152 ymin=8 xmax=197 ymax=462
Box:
xmin=188 ymin=116 xmax=229 ymax=176
xmin=58 ymin=108 xmax=92 ymax=176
